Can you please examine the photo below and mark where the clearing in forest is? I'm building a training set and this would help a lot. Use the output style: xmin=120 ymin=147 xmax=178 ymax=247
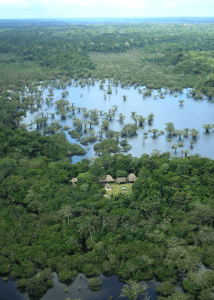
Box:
xmin=106 ymin=183 xmax=133 ymax=196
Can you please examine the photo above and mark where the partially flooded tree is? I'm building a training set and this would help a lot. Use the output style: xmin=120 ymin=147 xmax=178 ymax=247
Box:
xmin=148 ymin=113 xmax=154 ymax=125
xmin=149 ymin=128 xmax=159 ymax=137
xmin=121 ymin=123 xmax=138 ymax=137
xmin=203 ymin=124 xmax=212 ymax=133
xmin=118 ymin=113 xmax=126 ymax=123
xmin=119 ymin=280 xmax=149 ymax=300
xmin=102 ymin=119 xmax=109 ymax=130
xmin=165 ymin=122 xmax=175 ymax=136
xmin=191 ymin=129 xmax=199 ymax=139
xmin=138 ymin=115 xmax=146 ymax=126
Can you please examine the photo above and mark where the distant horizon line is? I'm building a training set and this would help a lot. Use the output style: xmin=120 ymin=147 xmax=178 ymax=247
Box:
xmin=0 ymin=16 xmax=213 ymax=20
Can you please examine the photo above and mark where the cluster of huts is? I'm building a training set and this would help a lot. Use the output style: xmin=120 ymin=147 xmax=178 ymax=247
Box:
xmin=100 ymin=174 xmax=137 ymax=191
xmin=70 ymin=174 xmax=137 ymax=190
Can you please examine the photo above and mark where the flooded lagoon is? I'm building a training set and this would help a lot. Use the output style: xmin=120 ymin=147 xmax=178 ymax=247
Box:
xmin=23 ymin=79 xmax=214 ymax=162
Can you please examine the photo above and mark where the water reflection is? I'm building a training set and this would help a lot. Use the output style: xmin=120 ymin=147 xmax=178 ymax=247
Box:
xmin=22 ymin=80 xmax=214 ymax=161
xmin=0 ymin=277 xmax=28 ymax=300
xmin=1 ymin=273 xmax=162 ymax=300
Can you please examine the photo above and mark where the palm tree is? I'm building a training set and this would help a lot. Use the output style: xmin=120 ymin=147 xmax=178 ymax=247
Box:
xmin=114 ymin=131 xmax=121 ymax=141
xmin=82 ymin=121 xmax=88 ymax=133
xmin=106 ymin=113 xmax=114 ymax=120
xmin=98 ymin=129 xmax=104 ymax=137
xmin=148 ymin=113 xmax=154 ymax=125
xmin=181 ymin=150 xmax=189 ymax=157
xmin=102 ymin=119 xmax=109 ymax=130
xmin=59 ymin=110 xmax=67 ymax=120
xmin=150 ymin=129 xmax=159 ymax=137
xmin=88 ymin=121 xmax=94 ymax=129
xmin=172 ymin=144 xmax=178 ymax=153
xmin=179 ymin=100 xmax=184 ymax=106
xmin=165 ymin=122 xmax=175 ymax=136
xmin=138 ymin=115 xmax=146 ymax=126
xmin=203 ymin=124 xmax=212 ymax=133
xmin=112 ymin=105 xmax=119 ymax=113
xmin=183 ymin=128 xmax=189 ymax=137
xmin=177 ymin=130 xmax=183 ymax=140
xmin=71 ymin=106 xmax=76 ymax=114
xmin=122 ymin=95 xmax=127 ymax=101
xmin=131 ymin=115 xmax=138 ymax=124
xmin=118 ymin=113 xmax=125 ymax=123
xmin=191 ymin=129 xmax=199 ymax=139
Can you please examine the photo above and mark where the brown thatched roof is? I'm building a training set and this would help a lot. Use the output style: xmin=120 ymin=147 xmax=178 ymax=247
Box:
xmin=70 ymin=178 xmax=78 ymax=183
xmin=117 ymin=177 xmax=127 ymax=184
xmin=105 ymin=183 xmax=112 ymax=190
xmin=127 ymin=173 xmax=137 ymax=182
xmin=100 ymin=175 xmax=114 ymax=182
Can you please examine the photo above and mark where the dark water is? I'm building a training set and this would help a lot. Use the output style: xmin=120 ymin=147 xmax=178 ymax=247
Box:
xmin=0 ymin=277 xmax=28 ymax=300
xmin=0 ymin=273 xmax=163 ymax=300
xmin=23 ymin=80 xmax=214 ymax=163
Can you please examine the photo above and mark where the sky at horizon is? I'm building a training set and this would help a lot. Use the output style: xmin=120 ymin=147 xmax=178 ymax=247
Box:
xmin=0 ymin=0 xmax=213 ymax=19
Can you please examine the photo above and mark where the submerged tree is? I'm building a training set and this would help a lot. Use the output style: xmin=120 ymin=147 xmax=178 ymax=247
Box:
xmin=138 ymin=115 xmax=146 ymax=126
xmin=148 ymin=113 xmax=154 ymax=125
xmin=119 ymin=280 xmax=149 ymax=300
xmin=118 ymin=113 xmax=126 ymax=123
xmin=102 ymin=119 xmax=109 ymax=130
xmin=121 ymin=123 xmax=138 ymax=137
xmin=191 ymin=129 xmax=199 ymax=139
xmin=203 ymin=124 xmax=213 ymax=133
xmin=149 ymin=128 xmax=159 ymax=137
xmin=165 ymin=122 xmax=175 ymax=136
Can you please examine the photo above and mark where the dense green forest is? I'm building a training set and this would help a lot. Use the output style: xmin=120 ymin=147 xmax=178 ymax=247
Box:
xmin=1 ymin=20 xmax=214 ymax=300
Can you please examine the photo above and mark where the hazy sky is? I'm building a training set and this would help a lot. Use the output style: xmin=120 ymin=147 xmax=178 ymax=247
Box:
xmin=0 ymin=0 xmax=213 ymax=19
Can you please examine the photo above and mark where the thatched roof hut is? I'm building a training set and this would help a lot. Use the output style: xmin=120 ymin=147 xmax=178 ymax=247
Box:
xmin=117 ymin=177 xmax=127 ymax=184
xmin=70 ymin=178 xmax=78 ymax=183
xmin=105 ymin=183 xmax=112 ymax=190
xmin=70 ymin=178 xmax=78 ymax=186
xmin=100 ymin=175 xmax=114 ymax=183
xmin=127 ymin=173 xmax=137 ymax=182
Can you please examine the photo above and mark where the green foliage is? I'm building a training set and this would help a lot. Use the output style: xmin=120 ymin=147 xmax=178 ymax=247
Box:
xmin=121 ymin=124 xmax=138 ymax=137
xmin=88 ymin=277 xmax=102 ymax=291
xmin=93 ymin=138 xmax=121 ymax=155
xmin=119 ymin=280 xmax=148 ymax=300
xmin=116 ymin=170 xmax=127 ymax=178
xmin=1 ymin=20 xmax=214 ymax=300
